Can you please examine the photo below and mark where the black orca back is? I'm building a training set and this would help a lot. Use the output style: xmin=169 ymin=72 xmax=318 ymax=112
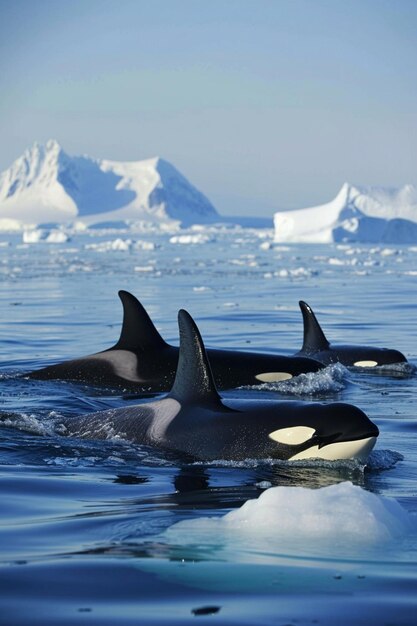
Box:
xmin=299 ymin=301 xmax=330 ymax=353
xmin=169 ymin=309 xmax=223 ymax=407
xmin=113 ymin=290 xmax=168 ymax=353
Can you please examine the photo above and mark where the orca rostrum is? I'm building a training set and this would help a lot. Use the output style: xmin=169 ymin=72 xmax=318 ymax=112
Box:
xmin=66 ymin=309 xmax=379 ymax=462
xmin=296 ymin=300 xmax=408 ymax=368
xmin=28 ymin=291 xmax=323 ymax=391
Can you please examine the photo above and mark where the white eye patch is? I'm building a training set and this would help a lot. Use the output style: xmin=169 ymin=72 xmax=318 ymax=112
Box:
xmin=268 ymin=426 xmax=316 ymax=446
xmin=255 ymin=372 xmax=293 ymax=383
xmin=353 ymin=360 xmax=378 ymax=367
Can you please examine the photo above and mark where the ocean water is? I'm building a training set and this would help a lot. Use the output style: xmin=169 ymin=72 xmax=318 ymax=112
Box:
xmin=0 ymin=227 xmax=416 ymax=625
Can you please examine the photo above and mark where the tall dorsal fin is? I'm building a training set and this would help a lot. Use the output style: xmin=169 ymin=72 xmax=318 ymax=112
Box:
xmin=299 ymin=301 xmax=330 ymax=353
xmin=169 ymin=309 xmax=222 ymax=405
xmin=113 ymin=291 xmax=167 ymax=352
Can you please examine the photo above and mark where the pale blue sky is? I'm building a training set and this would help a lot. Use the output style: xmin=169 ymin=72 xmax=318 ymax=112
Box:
xmin=0 ymin=0 xmax=416 ymax=216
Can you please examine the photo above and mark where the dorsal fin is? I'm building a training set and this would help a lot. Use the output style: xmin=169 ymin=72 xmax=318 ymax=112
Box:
xmin=113 ymin=291 xmax=167 ymax=352
xmin=169 ymin=309 xmax=222 ymax=405
xmin=299 ymin=301 xmax=330 ymax=353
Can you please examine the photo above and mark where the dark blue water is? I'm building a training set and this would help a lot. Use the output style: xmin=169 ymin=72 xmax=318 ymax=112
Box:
xmin=0 ymin=230 xmax=416 ymax=625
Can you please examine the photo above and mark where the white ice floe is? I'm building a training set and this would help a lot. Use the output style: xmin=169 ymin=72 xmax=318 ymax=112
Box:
xmin=22 ymin=228 xmax=69 ymax=243
xmin=164 ymin=482 xmax=412 ymax=555
xmin=169 ymin=233 xmax=212 ymax=244
xmin=134 ymin=265 xmax=155 ymax=272
xmin=45 ymin=230 xmax=69 ymax=243
xmin=0 ymin=218 xmax=24 ymax=231
xmin=85 ymin=238 xmax=157 ymax=252
xmin=85 ymin=238 xmax=132 ymax=251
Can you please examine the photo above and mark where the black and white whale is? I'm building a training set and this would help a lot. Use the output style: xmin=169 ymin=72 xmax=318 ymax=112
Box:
xmin=28 ymin=291 xmax=323 ymax=391
xmin=295 ymin=301 xmax=408 ymax=368
xmin=66 ymin=309 xmax=379 ymax=462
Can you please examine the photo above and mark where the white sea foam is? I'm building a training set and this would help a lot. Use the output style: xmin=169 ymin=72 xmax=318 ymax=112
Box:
xmin=163 ymin=482 xmax=412 ymax=555
xmin=0 ymin=412 xmax=57 ymax=436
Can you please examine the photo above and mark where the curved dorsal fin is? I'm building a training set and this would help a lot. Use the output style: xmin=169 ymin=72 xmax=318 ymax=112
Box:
xmin=113 ymin=291 xmax=167 ymax=352
xmin=299 ymin=301 xmax=330 ymax=353
xmin=169 ymin=309 xmax=222 ymax=406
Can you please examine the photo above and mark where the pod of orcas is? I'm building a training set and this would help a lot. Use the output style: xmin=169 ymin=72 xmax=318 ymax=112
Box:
xmin=28 ymin=290 xmax=324 ymax=391
xmin=28 ymin=291 xmax=408 ymax=392
xmin=66 ymin=309 xmax=379 ymax=462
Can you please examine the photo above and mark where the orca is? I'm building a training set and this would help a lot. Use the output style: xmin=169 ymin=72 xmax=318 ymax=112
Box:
xmin=296 ymin=301 xmax=408 ymax=368
xmin=28 ymin=291 xmax=323 ymax=391
xmin=66 ymin=309 xmax=379 ymax=462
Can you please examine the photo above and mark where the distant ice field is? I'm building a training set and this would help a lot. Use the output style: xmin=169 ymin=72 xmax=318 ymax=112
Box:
xmin=0 ymin=226 xmax=416 ymax=625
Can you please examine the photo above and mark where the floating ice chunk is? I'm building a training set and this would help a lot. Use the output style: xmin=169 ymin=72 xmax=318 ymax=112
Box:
xmin=134 ymin=265 xmax=154 ymax=272
xmin=259 ymin=241 xmax=272 ymax=250
xmin=0 ymin=218 xmax=23 ymax=231
xmin=110 ymin=238 xmax=131 ymax=251
xmin=164 ymin=482 xmax=412 ymax=554
xmin=255 ymin=481 xmax=272 ymax=489
xmin=45 ymin=230 xmax=69 ymax=243
xmin=22 ymin=228 xmax=69 ymax=243
xmin=85 ymin=238 xmax=132 ymax=252
xmin=22 ymin=229 xmax=45 ymax=243
xmin=134 ymin=240 xmax=156 ymax=251
xmin=169 ymin=234 xmax=212 ymax=245
xmin=72 ymin=221 xmax=88 ymax=231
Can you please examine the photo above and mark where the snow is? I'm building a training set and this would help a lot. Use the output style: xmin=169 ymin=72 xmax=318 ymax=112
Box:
xmin=274 ymin=183 xmax=417 ymax=243
xmin=0 ymin=140 xmax=218 ymax=228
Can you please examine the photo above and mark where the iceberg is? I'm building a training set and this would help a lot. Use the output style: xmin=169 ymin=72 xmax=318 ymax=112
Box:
xmin=274 ymin=183 xmax=417 ymax=243
xmin=0 ymin=140 xmax=219 ymax=228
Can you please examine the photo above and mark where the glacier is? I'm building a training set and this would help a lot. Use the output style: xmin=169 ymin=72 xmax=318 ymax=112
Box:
xmin=0 ymin=140 xmax=219 ymax=228
xmin=274 ymin=183 xmax=417 ymax=244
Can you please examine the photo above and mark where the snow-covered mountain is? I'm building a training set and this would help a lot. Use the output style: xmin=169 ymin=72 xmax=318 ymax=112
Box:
xmin=0 ymin=140 xmax=219 ymax=227
xmin=274 ymin=183 xmax=417 ymax=244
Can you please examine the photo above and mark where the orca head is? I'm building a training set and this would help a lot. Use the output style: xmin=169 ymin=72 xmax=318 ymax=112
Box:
xmin=268 ymin=402 xmax=379 ymax=462
xmin=352 ymin=347 xmax=407 ymax=368
xmin=166 ymin=309 xmax=378 ymax=463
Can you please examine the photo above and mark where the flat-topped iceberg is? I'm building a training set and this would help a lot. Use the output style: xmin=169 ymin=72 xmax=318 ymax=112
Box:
xmin=274 ymin=183 xmax=417 ymax=243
